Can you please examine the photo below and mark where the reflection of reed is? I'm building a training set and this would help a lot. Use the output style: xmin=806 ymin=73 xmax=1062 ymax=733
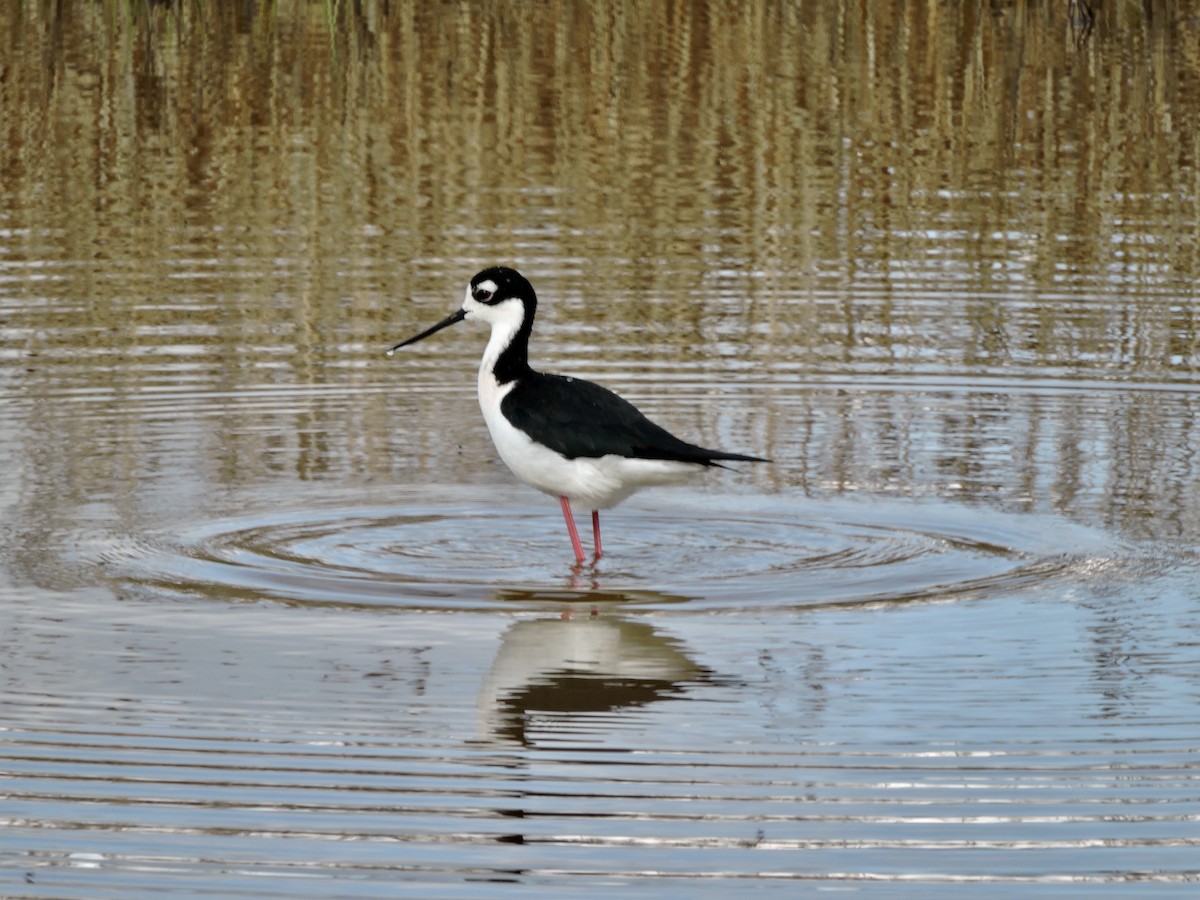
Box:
xmin=3 ymin=1 xmax=1199 ymax=542
xmin=6 ymin=2 xmax=1197 ymax=300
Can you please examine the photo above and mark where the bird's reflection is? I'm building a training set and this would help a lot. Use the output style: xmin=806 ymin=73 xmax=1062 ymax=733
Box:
xmin=476 ymin=590 xmax=714 ymax=746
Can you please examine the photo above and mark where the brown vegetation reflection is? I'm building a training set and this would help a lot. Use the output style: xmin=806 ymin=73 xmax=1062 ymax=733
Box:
xmin=2 ymin=1 xmax=1199 ymax=545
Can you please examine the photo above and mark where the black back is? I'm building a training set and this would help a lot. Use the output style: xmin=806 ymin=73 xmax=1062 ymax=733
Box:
xmin=501 ymin=371 xmax=766 ymax=465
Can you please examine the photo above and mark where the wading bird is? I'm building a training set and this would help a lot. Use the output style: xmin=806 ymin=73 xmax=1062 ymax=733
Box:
xmin=390 ymin=267 xmax=767 ymax=563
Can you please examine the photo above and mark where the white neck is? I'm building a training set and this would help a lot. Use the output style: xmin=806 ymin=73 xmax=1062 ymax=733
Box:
xmin=468 ymin=296 xmax=528 ymax=385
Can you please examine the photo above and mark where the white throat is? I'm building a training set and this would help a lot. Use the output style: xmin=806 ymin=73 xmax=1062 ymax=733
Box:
xmin=465 ymin=295 xmax=527 ymax=385
xmin=472 ymin=300 xmax=529 ymax=476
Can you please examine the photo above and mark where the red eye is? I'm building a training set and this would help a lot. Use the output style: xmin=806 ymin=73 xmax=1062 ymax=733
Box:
xmin=473 ymin=288 xmax=493 ymax=302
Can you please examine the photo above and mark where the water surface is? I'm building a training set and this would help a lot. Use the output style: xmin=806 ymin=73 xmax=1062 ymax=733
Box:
xmin=2 ymin=2 xmax=1200 ymax=896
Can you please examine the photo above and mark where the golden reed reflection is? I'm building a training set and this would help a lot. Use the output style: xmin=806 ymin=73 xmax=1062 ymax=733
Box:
xmin=2 ymin=1 xmax=1199 ymax=546
xmin=5 ymin=2 xmax=1199 ymax=289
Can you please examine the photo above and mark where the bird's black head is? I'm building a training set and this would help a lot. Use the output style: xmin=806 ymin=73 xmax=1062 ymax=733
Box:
xmin=388 ymin=266 xmax=537 ymax=360
xmin=468 ymin=266 xmax=537 ymax=315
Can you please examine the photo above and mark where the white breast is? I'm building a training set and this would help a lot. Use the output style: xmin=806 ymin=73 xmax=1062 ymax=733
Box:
xmin=477 ymin=368 xmax=700 ymax=510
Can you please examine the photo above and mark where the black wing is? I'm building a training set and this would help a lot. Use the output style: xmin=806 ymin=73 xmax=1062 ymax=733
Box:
xmin=501 ymin=372 xmax=767 ymax=464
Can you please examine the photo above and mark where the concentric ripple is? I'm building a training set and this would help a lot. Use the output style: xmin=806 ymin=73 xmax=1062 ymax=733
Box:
xmin=104 ymin=489 xmax=1122 ymax=611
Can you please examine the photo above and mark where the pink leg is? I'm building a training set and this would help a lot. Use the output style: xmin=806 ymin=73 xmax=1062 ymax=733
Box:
xmin=591 ymin=509 xmax=602 ymax=559
xmin=559 ymin=496 xmax=586 ymax=564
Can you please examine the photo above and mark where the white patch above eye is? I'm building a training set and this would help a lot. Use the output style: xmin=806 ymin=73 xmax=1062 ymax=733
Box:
xmin=472 ymin=279 xmax=498 ymax=301
xmin=462 ymin=277 xmax=500 ymax=313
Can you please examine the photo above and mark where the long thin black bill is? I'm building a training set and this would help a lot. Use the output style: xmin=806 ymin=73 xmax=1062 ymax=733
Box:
xmin=387 ymin=308 xmax=467 ymax=355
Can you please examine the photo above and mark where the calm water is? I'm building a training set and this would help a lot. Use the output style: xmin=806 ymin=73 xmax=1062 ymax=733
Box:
xmin=3 ymin=2 xmax=1200 ymax=896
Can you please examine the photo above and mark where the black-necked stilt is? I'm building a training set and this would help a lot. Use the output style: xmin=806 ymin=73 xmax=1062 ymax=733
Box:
xmin=389 ymin=267 xmax=768 ymax=564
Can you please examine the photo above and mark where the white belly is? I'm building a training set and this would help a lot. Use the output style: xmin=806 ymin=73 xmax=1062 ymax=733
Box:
xmin=478 ymin=374 xmax=700 ymax=509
